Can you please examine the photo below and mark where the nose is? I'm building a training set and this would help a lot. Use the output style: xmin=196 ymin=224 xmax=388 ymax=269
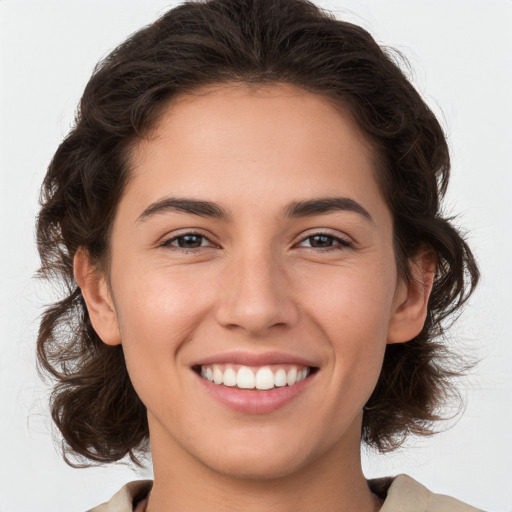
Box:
xmin=215 ymin=248 xmax=299 ymax=336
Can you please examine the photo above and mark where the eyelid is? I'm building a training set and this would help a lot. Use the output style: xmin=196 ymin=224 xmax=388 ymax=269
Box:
xmin=294 ymin=229 xmax=354 ymax=248
xmin=158 ymin=228 xmax=354 ymax=252
xmin=160 ymin=229 xmax=219 ymax=250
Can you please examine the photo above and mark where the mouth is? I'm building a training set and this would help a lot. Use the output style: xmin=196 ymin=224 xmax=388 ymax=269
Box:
xmin=192 ymin=363 xmax=318 ymax=391
xmin=192 ymin=352 xmax=320 ymax=413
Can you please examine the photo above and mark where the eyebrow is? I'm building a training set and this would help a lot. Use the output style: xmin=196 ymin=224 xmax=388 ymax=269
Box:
xmin=283 ymin=197 xmax=374 ymax=223
xmin=137 ymin=197 xmax=232 ymax=222
xmin=136 ymin=196 xmax=374 ymax=224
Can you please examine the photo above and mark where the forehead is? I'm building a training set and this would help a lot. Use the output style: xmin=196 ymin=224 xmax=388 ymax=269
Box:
xmin=120 ymin=82 xmax=387 ymax=225
xmin=153 ymin=83 xmax=372 ymax=155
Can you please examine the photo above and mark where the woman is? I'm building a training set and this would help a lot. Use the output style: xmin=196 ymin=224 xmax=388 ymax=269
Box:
xmin=36 ymin=0 xmax=481 ymax=510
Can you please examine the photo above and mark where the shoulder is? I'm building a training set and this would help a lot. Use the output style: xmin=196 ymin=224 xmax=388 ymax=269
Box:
xmin=87 ymin=475 xmax=483 ymax=512
xmin=371 ymin=474 xmax=484 ymax=512
xmin=87 ymin=480 xmax=153 ymax=512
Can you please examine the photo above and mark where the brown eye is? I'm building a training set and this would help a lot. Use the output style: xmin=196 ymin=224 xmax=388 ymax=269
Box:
xmin=164 ymin=233 xmax=212 ymax=249
xmin=309 ymin=234 xmax=335 ymax=247
xmin=297 ymin=233 xmax=352 ymax=250
xmin=178 ymin=234 xmax=204 ymax=248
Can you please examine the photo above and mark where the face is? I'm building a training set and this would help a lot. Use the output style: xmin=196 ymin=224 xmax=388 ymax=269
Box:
xmin=79 ymin=83 xmax=427 ymax=480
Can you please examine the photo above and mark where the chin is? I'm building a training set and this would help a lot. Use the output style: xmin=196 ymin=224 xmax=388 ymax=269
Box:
xmin=205 ymin=447 xmax=311 ymax=481
xmin=189 ymin=426 xmax=326 ymax=481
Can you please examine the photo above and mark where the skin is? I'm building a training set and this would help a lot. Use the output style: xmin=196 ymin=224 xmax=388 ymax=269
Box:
xmin=75 ymin=83 xmax=435 ymax=511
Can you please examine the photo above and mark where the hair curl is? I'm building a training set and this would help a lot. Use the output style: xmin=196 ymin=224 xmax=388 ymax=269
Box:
xmin=36 ymin=0 xmax=479 ymax=465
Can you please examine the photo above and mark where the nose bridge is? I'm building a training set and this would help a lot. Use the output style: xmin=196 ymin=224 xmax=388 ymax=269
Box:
xmin=216 ymin=241 xmax=298 ymax=334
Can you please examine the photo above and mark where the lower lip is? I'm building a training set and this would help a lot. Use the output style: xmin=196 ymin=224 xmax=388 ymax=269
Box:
xmin=196 ymin=372 xmax=316 ymax=414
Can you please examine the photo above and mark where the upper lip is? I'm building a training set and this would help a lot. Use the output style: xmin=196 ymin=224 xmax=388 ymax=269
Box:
xmin=192 ymin=351 xmax=319 ymax=368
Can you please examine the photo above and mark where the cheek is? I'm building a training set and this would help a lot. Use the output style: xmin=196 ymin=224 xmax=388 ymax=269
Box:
xmin=301 ymin=263 xmax=396 ymax=386
xmin=302 ymin=261 xmax=396 ymax=335
xmin=111 ymin=265 xmax=215 ymax=359
xmin=110 ymin=268 xmax=216 ymax=416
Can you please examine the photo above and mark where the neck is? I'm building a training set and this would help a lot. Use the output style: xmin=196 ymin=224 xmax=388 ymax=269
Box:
xmin=146 ymin=417 xmax=381 ymax=512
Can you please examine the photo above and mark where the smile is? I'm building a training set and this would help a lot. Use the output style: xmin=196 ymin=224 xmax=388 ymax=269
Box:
xmin=198 ymin=364 xmax=311 ymax=390
xmin=192 ymin=353 xmax=319 ymax=414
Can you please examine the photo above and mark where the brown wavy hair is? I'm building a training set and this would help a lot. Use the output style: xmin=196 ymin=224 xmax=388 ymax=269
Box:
xmin=36 ymin=0 xmax=479 ymax=466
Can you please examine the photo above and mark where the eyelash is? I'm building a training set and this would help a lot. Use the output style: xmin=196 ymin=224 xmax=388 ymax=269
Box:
xmin=161 ymin=231 xmax=353 ymax=253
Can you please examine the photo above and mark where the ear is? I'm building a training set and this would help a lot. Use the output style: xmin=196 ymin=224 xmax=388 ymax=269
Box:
xmin=74 ymin=248 xmax=122 ymax=346
xmin=387 ymin=248 xmax=437 ymax=344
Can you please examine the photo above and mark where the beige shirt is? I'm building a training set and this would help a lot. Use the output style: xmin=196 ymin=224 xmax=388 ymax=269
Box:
xmin=88 ymin=474 xmax=484 ymax=511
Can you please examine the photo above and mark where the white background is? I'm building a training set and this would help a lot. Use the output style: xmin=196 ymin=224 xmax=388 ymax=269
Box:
xmin=0 ymin=1 xmax=511 ymax=511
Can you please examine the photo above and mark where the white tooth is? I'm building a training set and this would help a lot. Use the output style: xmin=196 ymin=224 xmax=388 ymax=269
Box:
xmin=213 ymin=365 xmax=223 ymax=384
xmin=286 ymin=367 xmax=298 ymax=386
xmin=223 ymin=368 xmax=237 ymax=387
xmin=206 ymin=367 xmax=214 ymax=382
xmin=296 ymin=368 xmax=305 ymax=382
xmin=274 ymin=368 xmax=287 ymax=387
xmin=237 ymin=366 xmax=255 ymax=389
xmin=255 ymin=367 xmax=274 ymax=390
xmin=201 ymin=366 xmax=207 ymax=378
